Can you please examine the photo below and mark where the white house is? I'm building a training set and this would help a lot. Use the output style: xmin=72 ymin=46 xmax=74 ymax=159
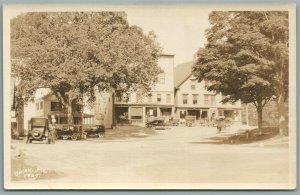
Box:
xmin=24 ymin=88 xmax=113 ymax=130
xmin=174 ymin=61 xmax=242 ymax=122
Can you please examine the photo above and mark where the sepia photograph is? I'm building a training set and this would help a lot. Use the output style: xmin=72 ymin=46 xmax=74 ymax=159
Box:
xmin=3 ymin=4 xmax=296 ymax=189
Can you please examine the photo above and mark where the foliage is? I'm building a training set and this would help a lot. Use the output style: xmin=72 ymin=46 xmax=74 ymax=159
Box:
xmin=11 ymin=12 xmax=162 ymax=125
xmin=193 ymin=11 xmax=288 ymax=131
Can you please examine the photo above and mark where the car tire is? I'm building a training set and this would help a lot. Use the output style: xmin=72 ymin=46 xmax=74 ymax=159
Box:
xmin=71 ymin=134 xmax=78 ymax=141
xmin=98 ymin=133 xmax=104 ymax=138
xmin=31 ymin=129 xmax=43 ymax=140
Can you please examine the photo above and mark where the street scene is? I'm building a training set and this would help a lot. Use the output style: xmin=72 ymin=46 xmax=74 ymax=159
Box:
xmin=4 ymin=4 xmax=295 ymax=189
xmin=11 ymin=125 xmax=288 ymax=185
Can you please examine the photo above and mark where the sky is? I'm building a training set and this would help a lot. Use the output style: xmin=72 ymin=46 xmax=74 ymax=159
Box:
xmin=125 ymin=6 xmax=211 ymax=65
xmin=6 ymin=4 xmax=212 ymax=66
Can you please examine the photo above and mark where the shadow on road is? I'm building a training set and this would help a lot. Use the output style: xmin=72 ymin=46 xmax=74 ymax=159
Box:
xmin=191 ymin=127 xmax=282 ymax=145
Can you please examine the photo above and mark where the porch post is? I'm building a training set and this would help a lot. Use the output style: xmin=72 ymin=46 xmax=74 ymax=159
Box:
xmin=142 ymin=106 xmax=146 ymax=124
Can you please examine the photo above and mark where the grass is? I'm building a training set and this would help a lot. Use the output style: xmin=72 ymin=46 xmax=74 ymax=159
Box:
xmin=200 ymin=127 xmax=281 ymax=145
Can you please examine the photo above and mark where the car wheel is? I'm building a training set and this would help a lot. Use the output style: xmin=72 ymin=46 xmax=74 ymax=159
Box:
xmin=98 ymin=133 xmax=104 ymax=138
xmin=71 ymin=134 xmax=78 ymax=140
xmin=31 ymin=129 xmax=43 ymax=140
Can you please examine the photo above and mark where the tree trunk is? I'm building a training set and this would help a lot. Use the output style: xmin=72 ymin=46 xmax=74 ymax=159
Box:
xmin=256 ymin=100 xmax=263 ymax=135
xmin=81 ymin=93 xmax=84 ymax=129
xmin=278 ymin=94 xmax=288 ymax=136
xmin=67 ymin=96 xmax=73 ymax=129
xmin=112 ymin=92 xmax=116 ymax=128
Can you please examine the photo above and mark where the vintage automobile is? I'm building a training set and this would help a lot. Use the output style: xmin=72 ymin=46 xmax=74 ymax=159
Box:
xmin=26 ymin=117 xmax=54 ymax=144
xmin=185 ymin=115 xmax=196 ymax=127
xmin=56 ymin=125 xmax=105 ymax=140
xmin=146 ymin=117 xmax=166 ymax=129
xmin=84 ymin=125 xmax=105 ymax=138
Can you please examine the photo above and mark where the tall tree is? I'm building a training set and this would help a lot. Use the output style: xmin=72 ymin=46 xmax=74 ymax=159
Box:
xmin=193 ymin=11 xmax=288 ymax=134
xmin=11 ymin=12 xmax=161 ymax=127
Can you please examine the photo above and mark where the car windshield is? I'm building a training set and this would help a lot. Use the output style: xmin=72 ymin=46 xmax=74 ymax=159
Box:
xmin=31 ymin=118 xmax=48 ymax=126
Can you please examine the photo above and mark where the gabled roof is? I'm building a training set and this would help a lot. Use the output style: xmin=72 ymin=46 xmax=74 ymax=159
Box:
xmin=38 ymin=91 xmax=54 ymax=100
xmin=174 ymin=61 xmax=193 ymax=88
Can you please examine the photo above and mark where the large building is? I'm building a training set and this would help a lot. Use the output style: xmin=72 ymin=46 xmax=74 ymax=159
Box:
xmin=23 ymin=88 xmax=113 ymax=130
xmin=174 ymin=62 xmax=242 ymax=122
xmin=24 ymin=56 xmax=243 ymax=130
xmin=114 ymin=54 xmax=175 ymax=124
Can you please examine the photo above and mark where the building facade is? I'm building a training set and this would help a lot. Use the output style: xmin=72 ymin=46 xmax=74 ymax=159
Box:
xmin=174 ymin=74 xmax=242 ymax=122
xmin=114 ymin=54 xmax=175 ymax=124
xmin=24 ymin=88 xmax=113 ymax=130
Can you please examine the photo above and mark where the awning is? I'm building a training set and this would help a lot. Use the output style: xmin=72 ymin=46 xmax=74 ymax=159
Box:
xmin=130 ymin=107 xmax=143 ymax=116
xmin=48 ymin=112 xmax=94 ymax=118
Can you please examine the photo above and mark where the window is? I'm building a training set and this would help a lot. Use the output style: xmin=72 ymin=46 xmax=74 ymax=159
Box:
xmin=51 ymin=102 xmax=61 ymax=111
xmin=157 ymin=73 xmax=165 ymax=84
xmin=36 ymin=103 xmax=39 ymax=110
xmin=136 ymin=93 xmax=143 ymax=103
xmin=157 ymin=94 xmax=162 ymax=103
xmin=147 ymin=93 xmax=152 ymax=103
xmin=191 ymin=79 xmax=196 ymax=90
xmin=182 ymin=94 xmax=188 ymax=104
xmin=75 ymin=104 xmax=83 ymax=112
xmin=39 ymin=101 xmax=43 ymax=110
xmin=166 ymin=94 xmax=171 ymax=103
xmin=131 ymin=116 xmax=143 ymax=119
xmin=122 ymin=93 xmax=130 ymax=103
xmin=116 ymin=91 xmax=122 ymax=102
xmin=130 ymin=107 xmax=143 ymax=120
xmin=211 ymin=95 xmax=216 ymax=106
xmin=192 ymin=94 xmax=198 ymax=105
xmin=204 ymin=95 xmax=209 ymax=105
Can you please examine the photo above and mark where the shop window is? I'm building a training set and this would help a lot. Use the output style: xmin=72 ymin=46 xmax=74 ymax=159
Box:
xmin=60 ymin=117 xmax=68 ymax=124
xmin=131 ymin=116 xmax=142 ymax=119
xmin=130 ymin=107 xmax=143 ymax=120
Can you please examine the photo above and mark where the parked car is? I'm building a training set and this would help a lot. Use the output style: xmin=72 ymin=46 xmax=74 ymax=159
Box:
xmin=84 ymin=125 xmax=105 ymax=138
xmin=56 ymin=125 xmax=105 ymax=140
xmin=185 ymin=115 xmax=196 ymax=127
xmin=26 ymin=117 xmax=54 ymax=144
xmin=169 ymin=116 xmax=180 ymax=126
xmin=146 ymin=117 xmax=165 ymax=129
xmin=56 ymin=128 xmax=80 ymax=140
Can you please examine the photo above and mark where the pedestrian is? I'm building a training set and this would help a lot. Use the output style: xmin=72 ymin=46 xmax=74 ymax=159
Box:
xmin=217 ymin=118 xmax=225 ymax=133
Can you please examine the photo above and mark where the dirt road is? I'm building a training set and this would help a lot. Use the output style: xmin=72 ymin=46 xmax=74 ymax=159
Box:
xmin=10 ymin=125 xmax=289 ymax=188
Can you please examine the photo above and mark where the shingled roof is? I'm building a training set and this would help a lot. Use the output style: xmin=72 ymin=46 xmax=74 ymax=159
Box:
xmin=174 ymin=61 xmax=193 ymax=88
